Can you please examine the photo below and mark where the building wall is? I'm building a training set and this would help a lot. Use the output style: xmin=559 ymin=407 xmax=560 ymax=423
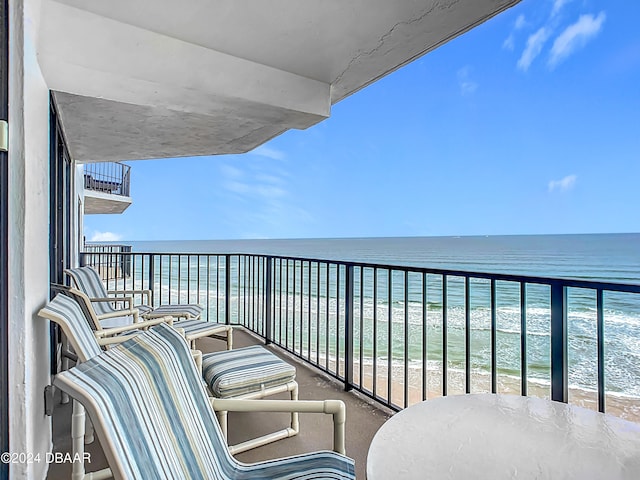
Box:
xmin=8 ymin=0 xmax=53 ymax=478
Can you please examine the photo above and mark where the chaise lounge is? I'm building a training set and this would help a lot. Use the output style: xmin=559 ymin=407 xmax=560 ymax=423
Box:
xmin=53 ymin=321 xmax=355 ymax=479
xmin=40 ymin=291 xmax=342 ymax=478
xmin=65 ymin=265 xmax=232 ymax=349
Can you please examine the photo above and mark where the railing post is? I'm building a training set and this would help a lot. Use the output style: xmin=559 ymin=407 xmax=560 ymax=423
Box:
xmin=596 ymin=288 xmax=607 ymax=413
xmin=123 ymin=245 xmax=131 ymax=277
xmin=550 ymin=281 xmax=568 ymax=403
xmin=520 ymin=283 xmax=528 ymax=397
xmin=147 ymin=254 xmax=155 ymax=305
xmin=225 ymin=254 xmax=231 ymax=326
xmin=464 ymin=276 xmax=471 ymax=395
xmin=265 ymin=256 xmax=272 ymax=345
xmin=596 ymin=289 xmax=605 ymax=413
xmin=490 ymin=279 xmax=497 ymax=394
xmin=344 ymin=264 xmax=354 ymax=391
xmin=442 ymin=275 xmax=448 ymax=397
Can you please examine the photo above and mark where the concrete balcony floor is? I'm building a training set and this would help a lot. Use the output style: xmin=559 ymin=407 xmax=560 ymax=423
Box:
xmin=48 ymin=327 xmax=391 ymax=479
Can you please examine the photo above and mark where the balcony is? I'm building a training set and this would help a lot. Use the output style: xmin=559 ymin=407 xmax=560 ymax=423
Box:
xmin=47 ymin=248 xmax=640 ymax=478
xmin=82 ymin=162 xmax=132 ymax=214
xmin=79 ymin=248 xmax=640 ymax=415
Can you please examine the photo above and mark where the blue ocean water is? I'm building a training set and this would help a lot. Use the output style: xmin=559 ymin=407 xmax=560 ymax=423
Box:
xmin=129 ymin=233 xmax=640 ymax=398
xmin=133 ymin=233 xmax=640 ymax=283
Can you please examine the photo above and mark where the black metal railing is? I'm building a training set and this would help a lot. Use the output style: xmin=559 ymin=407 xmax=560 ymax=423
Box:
xmin=83 ymin=162 xmax=131 ymax=197
xmin=80 ymin=251 xmax=640 ymax=419
xmin=83 ymin=243 xmax=132 ymax=278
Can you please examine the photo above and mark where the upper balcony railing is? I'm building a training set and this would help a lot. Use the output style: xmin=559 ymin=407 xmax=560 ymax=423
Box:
xmin=79 ymin=250 xmax=640 ymax=421
xmin=83 ymin=162 xmax=131 ymax=197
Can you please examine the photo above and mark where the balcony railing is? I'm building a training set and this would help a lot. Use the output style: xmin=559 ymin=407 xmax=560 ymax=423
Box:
xmin=83 ymin=162 xmax=131 ymax=197
xmin=83 ymin=243 xmax=132 ymax=278
xmin=79 ymin=250 xmax=640 ymax=419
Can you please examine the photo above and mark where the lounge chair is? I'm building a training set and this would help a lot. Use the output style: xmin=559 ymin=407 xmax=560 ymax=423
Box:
xmin=60 ymin=285 xmax=300 ymax=452
xmin=54 ymin=323 xmax=355 ymax=479
xmin=41 ymin=292 xmax=303 ymax=464
xmin=41 ymin=293 xmax=179 ymax=480
xmin=65 ymin=265 xmax=232 ymax=349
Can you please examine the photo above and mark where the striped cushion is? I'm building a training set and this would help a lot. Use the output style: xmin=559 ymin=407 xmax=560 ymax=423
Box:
xmin=67 ymin=266 xmax=204 ymax=322
xmin=136 ymin=304 xmax=153 ymax=315
xmin=39 ymin=294 xmax=103 ymax=362
xmin=100 ymin=315 xmax=135 ymax=329
xmin=66 ymin=266 xmax=113 ymax=316
xmin=143 ymin=303 xmax=203 ymax=319
xmin=53 ymin=324 xmax=355 ymax=479
xmin=177 ymin=319 xmax=229 ymax=340
xmin=202 ymin=345 xmax=296 ymax=398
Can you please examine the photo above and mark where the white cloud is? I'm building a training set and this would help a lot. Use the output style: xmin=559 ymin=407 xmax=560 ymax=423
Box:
xmin=90 ymin=231 xmax=123 ymax=242
xmin=503 ymin=34 xmax=515 ymax=51
xmin=255 ymin=173 xmax=286 ymax=186
xmin=224 ymin=180 xmax=251 ymax=194
xmin=548 ymin=12 xmax=606 ymax=68
xmin=502 ymin=15 xmax=526 ymax=51
xmin=548 ymin=174 xmax=577 ymax=192
xmin=518 ymin=27 xmax=551 ymax=71
xmin=551 ymin=0 xmax=573 ymax=18
xmin=219 ymin=158 xmax=299 ymax=235
xmin=254 ymin=185 xmax=286 ymax=199
xmin=251 ymin=145 xmax=286 ymax=161
xmin=457 ymin=67 xmax=478 ymax=95
xmin=219 ymin=164 xmax=243 ymax=178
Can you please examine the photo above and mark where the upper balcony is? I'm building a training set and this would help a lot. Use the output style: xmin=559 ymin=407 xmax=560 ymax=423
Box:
xmin=82 ymin=162 xmax=132 ymax=214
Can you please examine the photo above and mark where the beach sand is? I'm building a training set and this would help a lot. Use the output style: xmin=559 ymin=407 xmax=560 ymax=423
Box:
xmin=323 ymin=358 xmax=640 ymax=422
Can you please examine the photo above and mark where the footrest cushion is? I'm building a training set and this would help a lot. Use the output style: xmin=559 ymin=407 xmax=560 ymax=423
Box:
xmin=178 ymin=320 xmax=229 ymax=339
xmin=202 ymin=345 xmax=296 ymax=398
xmin=143 ymin=304 xmax=203 ymax=319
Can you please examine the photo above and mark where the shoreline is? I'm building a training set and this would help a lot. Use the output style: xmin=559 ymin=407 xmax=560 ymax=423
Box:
xmin=329 ymin=358 xmax=640 ymax=423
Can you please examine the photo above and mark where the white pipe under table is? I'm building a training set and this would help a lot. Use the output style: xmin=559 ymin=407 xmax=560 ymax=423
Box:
xmin=367 ymin=393 xmax=640 ymax=480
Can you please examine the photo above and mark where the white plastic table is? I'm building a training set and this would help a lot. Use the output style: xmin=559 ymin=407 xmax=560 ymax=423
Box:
xmin=367 ymin=393 xmax=640 ymax=479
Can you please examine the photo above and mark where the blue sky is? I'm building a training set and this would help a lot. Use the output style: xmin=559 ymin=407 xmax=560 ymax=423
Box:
xmin=85 ymin=0 xmax=640 ymax=242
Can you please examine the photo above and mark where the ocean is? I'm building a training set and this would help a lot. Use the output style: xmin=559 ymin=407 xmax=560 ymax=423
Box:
xmin=132 ymin=233 xmax=640 ymax=282
xmin=126 ymin=233 xmax=640 ymax=403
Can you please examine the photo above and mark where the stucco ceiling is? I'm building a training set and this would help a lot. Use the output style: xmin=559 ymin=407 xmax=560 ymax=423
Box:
xmin=38 ymin=0 xmax=520 ymax=162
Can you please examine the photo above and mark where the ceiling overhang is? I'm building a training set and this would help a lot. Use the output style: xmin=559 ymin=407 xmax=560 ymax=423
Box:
xmin=37 ymin=0 xmax=520 ymax=162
